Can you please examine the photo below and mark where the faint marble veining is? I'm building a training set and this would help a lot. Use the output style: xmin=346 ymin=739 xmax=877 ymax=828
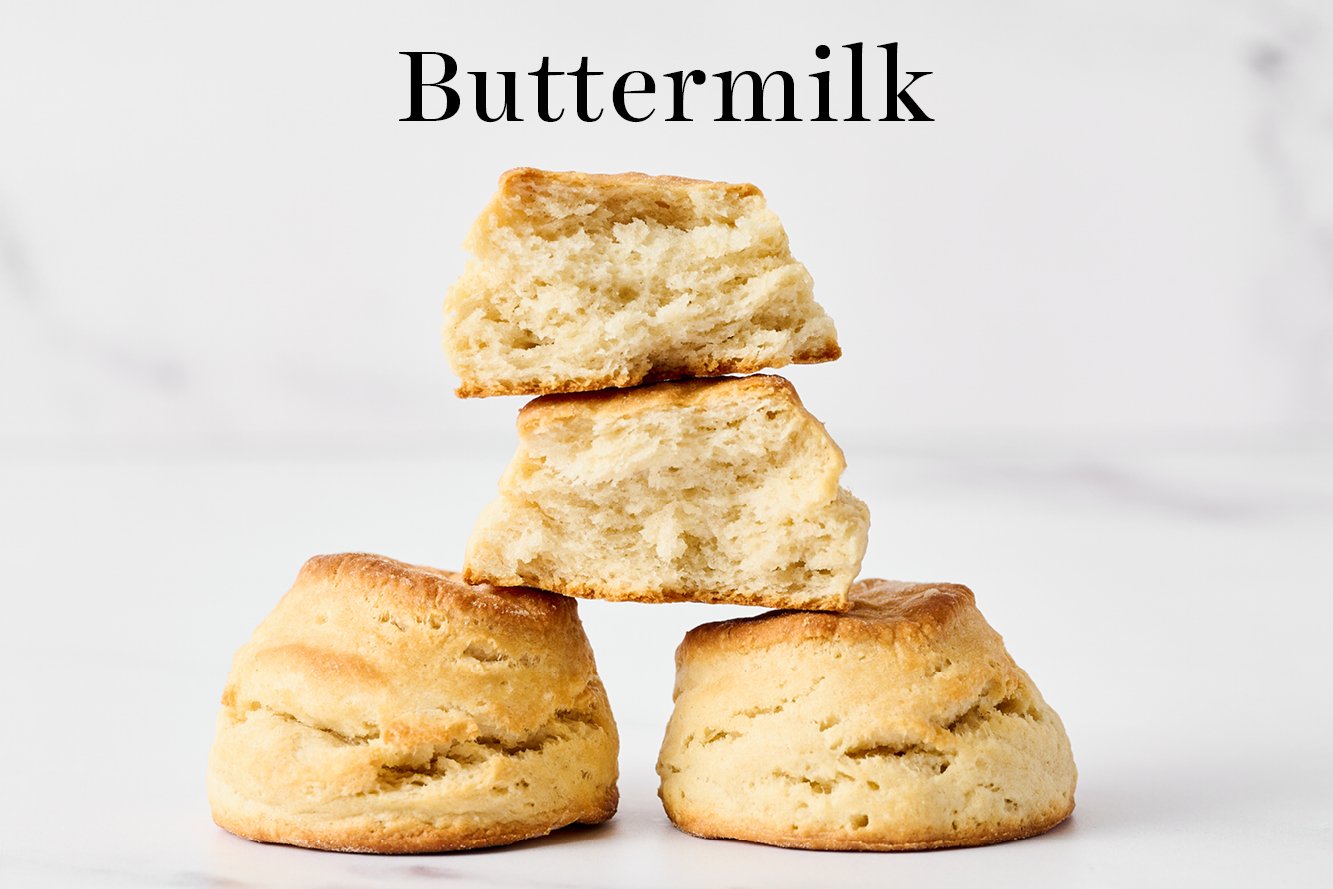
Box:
xmin=0 ymin=856 xmax=252 ymax=889
xmin=1248 ymin=0 xmax=1333 ymax=424
xmin=0 ymin=203 xmax=36 ymax=304
xmin=920 ymin=455 xmax=1333 ymax=521
xmin=0 ymin=197 xmax=190 ymax=399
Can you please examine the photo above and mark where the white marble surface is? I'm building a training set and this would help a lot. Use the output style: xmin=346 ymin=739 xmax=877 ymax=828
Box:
xmin=1 ymin=444 xmax=1330 ymax=887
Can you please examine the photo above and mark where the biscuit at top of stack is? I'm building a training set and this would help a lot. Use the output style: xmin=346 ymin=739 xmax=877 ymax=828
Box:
xmin=445 ymin=169 xmax=868 ymax=612
xmin=444 ymin=168 xmax=841 ymax=398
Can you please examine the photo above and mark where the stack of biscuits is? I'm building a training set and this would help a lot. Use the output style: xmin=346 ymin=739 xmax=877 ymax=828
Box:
xmin=206 ymin=168 xmax=1076 ymax=853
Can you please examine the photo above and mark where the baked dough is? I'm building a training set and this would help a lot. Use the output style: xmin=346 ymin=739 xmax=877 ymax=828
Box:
xmin=657 ymin=580 xmax=1076 ymax=850
xmin=444 ymin=168 xmax=840 ymax=397
xmin=463 ymin=375 xmax=869 ymax=610
xmin=207 ymin=553 xmax=619 ymax=852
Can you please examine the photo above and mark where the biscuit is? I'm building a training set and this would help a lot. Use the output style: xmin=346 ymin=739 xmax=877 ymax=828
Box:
xmin=463 ymin=375 xmax=869 ymax=610
xmin=444 ymin=168 xmax=840 ymax=397
xmin=656 ymin=580 xmax=1076 ymax=850
xmin=207 ymin=553 xmax=619 ymax=853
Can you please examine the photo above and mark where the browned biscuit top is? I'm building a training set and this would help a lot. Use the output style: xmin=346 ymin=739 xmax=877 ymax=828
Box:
xmin=679 ymin=580 xmax=978 ymax=658
xmin=498 ymin=166 xmax=763 ymax=199
xmin=298 ymin=552 xmax=574 ymax=627
xmin=517 ymin=374 xmax=801 ymax=430
xmin=487 ymin=168 xmax=767 ymax=233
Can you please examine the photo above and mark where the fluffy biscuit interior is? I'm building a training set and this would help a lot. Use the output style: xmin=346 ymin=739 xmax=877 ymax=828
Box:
xmin=465 ymin=378 xmax=869 ymax=607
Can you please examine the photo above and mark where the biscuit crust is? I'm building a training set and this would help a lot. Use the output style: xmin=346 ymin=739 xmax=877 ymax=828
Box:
xmin=207 ymin=553 xmax=619 ymax=853
xmin=677 ymin=580 xmax=976 ymax=651
xmin=665 ymin=801 xmax=1072 ymax=852
xmin=657 ymin=580 xmax=1076 ymax=851
xmin=515 ymin=373 xmax=816 ymax=430
xmin=454 ymin=349 xmax=842 ymax=399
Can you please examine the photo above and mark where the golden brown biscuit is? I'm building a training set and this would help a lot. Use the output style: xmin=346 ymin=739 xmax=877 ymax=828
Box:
xmin=656 ymin=580 xmax=1076 ymax=850
xmin=207 ymin=553 xmax=619 ymax=853
xmin=464 ymin=375 xmax=869 ymax=611
xmin=444 ymin=167 xmax=840 ymax=398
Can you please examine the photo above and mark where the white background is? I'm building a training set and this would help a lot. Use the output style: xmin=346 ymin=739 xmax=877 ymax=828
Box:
xmin=3 ymin=0 xmax=1331 ymax=451
xmin=1 ymin=1 xmax=1330 ymax=886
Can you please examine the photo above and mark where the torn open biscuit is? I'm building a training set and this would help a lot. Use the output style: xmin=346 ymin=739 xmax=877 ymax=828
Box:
xmin=206 ymin=553 xmax=619 ymax=853
xmin=656 ymin=580 xmax=1076 ymax=850
xmin=463 ymin=374 xmax=869 ymax=611
xmin=444 ymin=168 xmax=840 ymax=397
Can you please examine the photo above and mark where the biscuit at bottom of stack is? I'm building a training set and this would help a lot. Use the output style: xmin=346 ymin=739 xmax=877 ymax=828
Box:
xmin=207 ymin=553 xmax=619 ymax=853
xmin=656 ymin=580 xmax=1075 ymax=850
